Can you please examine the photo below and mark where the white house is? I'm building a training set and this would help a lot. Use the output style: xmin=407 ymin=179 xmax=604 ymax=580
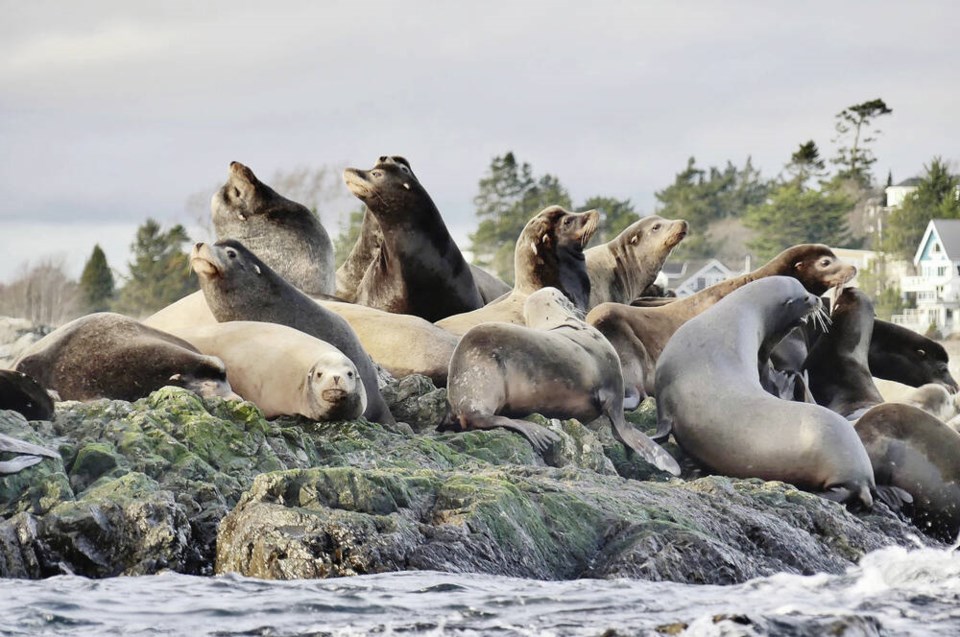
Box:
xmin=891 ymin=219 xmax=960 ymax=335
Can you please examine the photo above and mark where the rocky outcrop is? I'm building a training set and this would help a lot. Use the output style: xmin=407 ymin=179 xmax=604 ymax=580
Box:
xmin=0 ymin=376 xmax=938 ymax=582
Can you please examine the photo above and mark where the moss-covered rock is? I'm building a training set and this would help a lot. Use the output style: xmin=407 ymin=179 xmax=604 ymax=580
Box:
xmin=0 ymin=375 xmax=939 ymax=582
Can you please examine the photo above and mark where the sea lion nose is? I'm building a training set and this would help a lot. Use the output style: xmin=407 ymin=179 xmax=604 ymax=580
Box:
xmin=378 ymin=156 xmax=389 ymax=163
xmin=195 ymin=242 xmax=205 ymax=250
xmin=331 ymin=374 xmax=343 ymax=388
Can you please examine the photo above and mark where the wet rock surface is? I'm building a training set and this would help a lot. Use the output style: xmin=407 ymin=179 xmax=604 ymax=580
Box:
xmin=0 ymin=377 xmax=938 ymax=582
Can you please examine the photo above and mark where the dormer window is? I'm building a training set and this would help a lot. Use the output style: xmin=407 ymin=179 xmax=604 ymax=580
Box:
xmin=934 ymin=242 xmax=942 ymax=253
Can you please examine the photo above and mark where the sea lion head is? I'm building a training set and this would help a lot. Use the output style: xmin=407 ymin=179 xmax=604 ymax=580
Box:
xmin=827 ymin=287 xmax=875 ymax=351
xmin=168 ymin=355 xmax=241 ymax=401
xmin=782 ymin=244 xmax=857 ymax=296
xmin=746 ymin=276 xmax=823 ymax=341
xmin=191 ymin=240 xmax=272 ymax=300
xmin=523 ymin=286 xmax=585 ymax=331
xmin=302 ymin=353 xmax=367 ymax=420
xmin=211 ymin=161 xmax=308 ymax=235
xmin=620 ymin=216 xmax=689 ymax=253
xmin=343 ymin=156 xmax=424 ymax=216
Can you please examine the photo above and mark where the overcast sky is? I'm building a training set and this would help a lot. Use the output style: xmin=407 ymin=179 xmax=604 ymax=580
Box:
xmin=1 ymin=1 xmax=957 ymax=282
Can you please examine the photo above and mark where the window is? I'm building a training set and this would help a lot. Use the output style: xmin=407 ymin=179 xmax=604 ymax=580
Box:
xmin=938 ymin=266 xmax=948 ymax=277
xmin=934 ymin=242 xmax=942 ymax=253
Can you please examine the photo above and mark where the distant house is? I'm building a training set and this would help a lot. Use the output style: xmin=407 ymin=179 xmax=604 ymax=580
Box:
xmin=660 ymin=258 xmax=747 ymax=297
xmin=891 ymin=219 xmax=960 ymax=335
xmin=885 ymin=177 xmax=922 ymax=209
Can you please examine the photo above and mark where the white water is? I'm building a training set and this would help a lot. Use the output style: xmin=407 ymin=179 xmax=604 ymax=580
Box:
xmin=1 ymin=543 xmax=959 ymax=636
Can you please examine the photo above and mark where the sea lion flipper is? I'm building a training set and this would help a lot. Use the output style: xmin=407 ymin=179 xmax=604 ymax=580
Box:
xmin=875 ymin=485 xmax=914 ymax=512
xmin=652 ymin=413 xmax=673 ymax=444
xmin=460 ymin=412 xmax=560 ymax=454
xmin=610 ymin=416 xmax=680 ymax=476
xmin=0 ymin=455 xmax=45 ymax=475
xmin=0 ymin=433 xmax=60 ymax=459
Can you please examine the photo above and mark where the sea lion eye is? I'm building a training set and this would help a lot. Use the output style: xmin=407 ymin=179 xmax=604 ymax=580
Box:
xmin=652 ymin=223 xmax=661 ymax=231
xmin=372 ymin=170 xmax=383 ymax=178
xmin=231 ymin=187 xmax=240 ymax=198
xmin=917 ymin=349 xmax=927 ymax=358
xmin=347 ymin=371 xmax=354 ymax=378
xmin=563 ymin=218 xmax=572 ymax=226
xmin=226 ymin=249 xmax=237 ymax=259
xmin=820 ymin=258 xmax=832 ymax=267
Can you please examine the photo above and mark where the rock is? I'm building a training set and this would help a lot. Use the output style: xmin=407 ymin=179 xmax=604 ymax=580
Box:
xmin=0 ymin=383 xmax=943 ymax=582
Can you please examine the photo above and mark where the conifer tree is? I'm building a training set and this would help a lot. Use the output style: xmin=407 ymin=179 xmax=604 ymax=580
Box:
xmin=114 ymin=219 xmax=197 ymax=317
xmin=78 ymin=244 xmax=115 ymax=313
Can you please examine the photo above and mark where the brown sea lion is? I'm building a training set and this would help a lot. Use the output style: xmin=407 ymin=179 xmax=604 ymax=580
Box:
xmin=174 ymin=322 xmax=366 ymax=421
xmin=190 ymin=240 xmax=395 ymax=424
xmin=855 ymin=402 xmax=960 ymax=542
xmin=588 ymin=243 xmax=856 ymax=398
xmin=447 ymin=287 xmax=680 ymax=474
xmin=342 ymin=156 xmax=483 ymax=320
xmin=14 ymin=313 xmax=238 ymax=403
xmin=143 ymin=291 xmax=459 ymax=387
xmin=436 ymin=206 xmax=600 ymax=336
xmin=212 ymin=161 xmax=335 ymax=296
xmin=585 ymin=215 xmax=688 ymax=309
xmin=656 ymin=277 xmax=875 ymax=508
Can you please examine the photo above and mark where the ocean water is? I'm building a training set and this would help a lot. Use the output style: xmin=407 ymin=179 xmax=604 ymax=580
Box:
xmin=1 ymin=543 xmax=959 ymax=636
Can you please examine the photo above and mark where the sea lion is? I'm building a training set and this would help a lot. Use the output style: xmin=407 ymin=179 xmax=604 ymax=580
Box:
xmin=174 ymin=322 xmax=366 ymax=421
xmin=854 ymin=403 xmax=960 ymax=542
xmin=342 ymin=156 xmax=483 ymax=320
xmin=584 ymin=215 xmax=688 ymax=308
xmin=436 ymin=206 xmax=600 ymax=336
xmin=869 ymin=320 xmax=959 ymax=392
xmin=14 ymin=313 xmax=238 ymax=403
xmin=656 ymin=277 xmax=875 ymax=508
xmin=469 ymin=264 xmax=512 ymax=304
xmin=588 ymin=243 xmax=856 ymax=398
xmin=335 ymin=207 xmax=384 ymax=302
xmin=0 ymin=432 xmax=60 ymax=475
xmin=144 ymin=291 xmax=459 ymax=387
xmin=0 ymin=369 xmax=54 ymax=421
xmin=897 ymin=384 xmax=959 ymax=423
xmin=190 ymin=240 xmax=395 ymax=424
xmin=212 ymin=161 xmax=335 ymax=296
xmin=803 ymin=288 xmax=885 ymax=419
xmin=447 ymin=287 xmax=680 ymax=474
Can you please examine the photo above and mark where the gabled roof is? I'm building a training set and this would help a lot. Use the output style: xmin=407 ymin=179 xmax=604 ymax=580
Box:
xmin=914 ymin=219 xmax=960 ymax=264
xmin=894 ymin=177 xmax=922 ymax=188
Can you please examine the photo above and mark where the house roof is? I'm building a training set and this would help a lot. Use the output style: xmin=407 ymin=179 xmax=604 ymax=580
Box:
xmin=894 ymin=177 xmax=922 ymax=188
xmin=914 ymin=219 xmax=960 ymax=264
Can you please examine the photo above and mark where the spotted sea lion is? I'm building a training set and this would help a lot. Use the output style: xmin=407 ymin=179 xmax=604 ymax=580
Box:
xmin=436 ymin=206 xmax=600 ymax=336
xmin=447 ymin=287 xmax=680 ymax=474
xmin=190 ymin=240 xmax=395 ymax=424
xmin=174 ymin=322 xmax=366 ymax=421
xmin=342 ymin=156 xmax=483 ymax=320
xmin=14 ymin=313 xmax=238 ymax=403
xmin=656 ymin=277 xmax=875 ymax=508
xmin=588 ymin=243 xmax=856 ymax=398
xmin=854 ymin=402 xmax=960 ymax=542
xmin=585 ymin=215 xmax=688 ymax=308
xmin=212 ymin=161 xmax=335 ymax=296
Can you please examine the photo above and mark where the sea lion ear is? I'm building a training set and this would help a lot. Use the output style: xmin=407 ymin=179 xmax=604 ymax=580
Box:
xmin=253 ymin=264 xmax=261 ymax=275
xmin=917 ymin=349 xmax=927 ymax=357
xmin=629 ymin=234 xmax=639 ymax=245
xmin=540 ymin=233 xmax=552 ymax=247
xmin=403 ymin=182 xmax=411 ymax=190
xmin=530 ymin=242 xmax=538 ymax=256
xmin=168 ymin=373 xmax=182 ymax=383
xmin=794 ymin=261 xmax=805 ymax=270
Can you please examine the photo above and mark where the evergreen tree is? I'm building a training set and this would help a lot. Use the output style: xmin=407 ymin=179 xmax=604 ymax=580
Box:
xmin=784 ymin=141 xmax=827 ymax=187
xmin=78 ymin=244 xmax=115 ymax=313
xmin=114 ymin=219 xmax=197 ymax=317
xmin=882 ymin=157 xmax=960 ymax=260
xmin=831 ymin=98 xmax=892 ymax=187
xmin=744 ymin=183 xmax=853 ymax=261
xmin=468 ymin=152 xmax=571 ymax=281
xmin=580 ymin=196 xmax=639 ymax=244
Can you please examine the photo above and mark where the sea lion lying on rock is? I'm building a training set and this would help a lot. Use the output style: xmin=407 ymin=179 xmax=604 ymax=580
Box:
xmin=447 ymin=287 xmax=680 ymax=475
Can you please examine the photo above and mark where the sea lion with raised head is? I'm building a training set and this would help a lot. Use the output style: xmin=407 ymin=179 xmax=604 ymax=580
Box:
xmin=869 ymin=320 xmax=959 ymax=392
xmin=212 ymin=161 xmax=335 ymax=296
xmin=656 ymin=277 xmax=875 ymax=508
xmin=436 ymin=206 xmax=600 ymax=336
xmin=342 ymin=156 xmax=483 ymax=320
xmin=589 ymin=243 xmax=856 ymax=398
xmin=854 ymin=402 xmax=960 ymax=542
xmin=585 ymin=215 xmax=688 ymax=309
xmin=803 ymin=287 xmax=885 ymax=419
xmin=190 ymin=240 xmax=395 ymax=424
xmin=174 ymin=322 xmax=366 ymax=421
xmin=447 ymin=287 xmax=680 ymax=474
xmin=14 ymin=313 xmax=238 ymax=403
xmin=144 ymin=291 xmax=459 ymax=387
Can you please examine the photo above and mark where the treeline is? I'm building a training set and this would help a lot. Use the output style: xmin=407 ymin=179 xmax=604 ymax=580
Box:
xmin=3 ymin=97 xmax=959 ymax=325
